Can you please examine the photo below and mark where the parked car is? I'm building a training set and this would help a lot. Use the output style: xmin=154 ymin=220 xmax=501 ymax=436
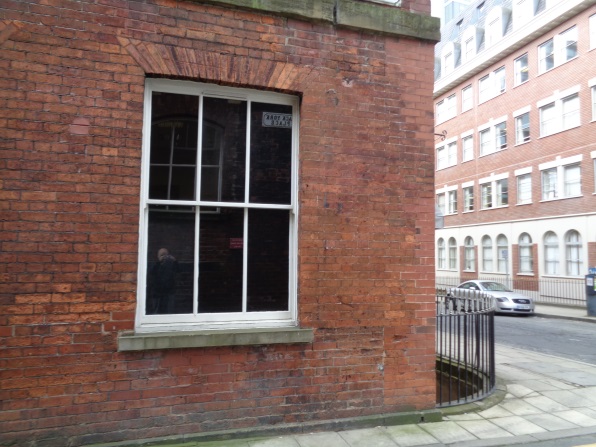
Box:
xmin=452 ymin=280 xmax=535 ymax=315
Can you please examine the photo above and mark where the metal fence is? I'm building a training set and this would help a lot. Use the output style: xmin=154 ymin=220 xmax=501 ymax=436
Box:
xmin=437 ymin=276 xmax=586 ymax=307
xmin=436 ymin=288 xmax=496 ymax=407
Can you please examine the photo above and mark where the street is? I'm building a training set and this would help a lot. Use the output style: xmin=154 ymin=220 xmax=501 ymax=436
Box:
xmin=495 ymin=314 xmax=596 ymax=365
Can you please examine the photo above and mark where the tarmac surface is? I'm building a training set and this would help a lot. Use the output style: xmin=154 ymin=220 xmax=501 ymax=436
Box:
xmin=127 ymin=304 xmax=596 ymax=447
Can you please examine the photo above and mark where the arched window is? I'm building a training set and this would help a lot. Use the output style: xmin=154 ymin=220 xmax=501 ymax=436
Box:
xmin=544 ymin=231 xmax=559 ymax=275
xmin=448 ymin=237 xmax=457 ymax=269
xmin=497 ymin=234 xmax=508 ymax=273
xmin=464 ymin=237 xmax=475 ymax=271
xmin=518 ymin=233 xmax=533 ymax=273
xmin=438 ymin=238 xmax=446 ymax=269
xmin=565 ymin=230 xmax=583 ymax=276
xmin=482 ymin=235 xmax=493 ymax=272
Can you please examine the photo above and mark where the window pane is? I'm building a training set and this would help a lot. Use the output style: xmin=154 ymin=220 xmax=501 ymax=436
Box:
xmin=542 ymin=168 xmax=557 ymax=200
xmin=150 ymin=93 xmax=199 ymax=201
xmin=517 ymin=174 xmax=531 ymax=204
xmin=146 ymin=208 xmax=195 ymax=315
xmin=515 ymin=54 xmax=528 ymax=85
xmin=247 ymin=209 xmax=290 ymax=311
xmin=515 ymin=112 xmax=530 ymax=144
xmin=250 ymin=103 xmax=293 ymax=205
xmin=564 ymin=164 xmax=581 ymax=196
xmin=561 ymin=27 xmax=578 ymax=61
xmin=540 ymin=103 xmax=556 ymax=137
xmin=203 ymin=97 xmax=247 ymax=203
xmin=198 ymin=207 xmax=244 ymax=313
xmin=495 ymin=122 xmax=507 ymax=149
xmin=540 ymin=39 xmax=554 ymax=72
xmin=562 ymin=94 xmax=580 ymax=130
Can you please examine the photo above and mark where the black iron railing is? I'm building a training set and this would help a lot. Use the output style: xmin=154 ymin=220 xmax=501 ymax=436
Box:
xmin=437 ymin=275 xmax=585 ymax=307
xmin=436 ymin=288 xmax=496 ymax=407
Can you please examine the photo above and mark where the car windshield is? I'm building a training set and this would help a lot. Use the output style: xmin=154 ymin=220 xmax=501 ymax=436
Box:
xmin=480 ymin=282 xmax=511 ymax=292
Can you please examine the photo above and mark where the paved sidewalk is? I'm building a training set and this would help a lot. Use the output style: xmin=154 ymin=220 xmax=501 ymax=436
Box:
xmin=140 ymin=305 xmax=596 ymax=447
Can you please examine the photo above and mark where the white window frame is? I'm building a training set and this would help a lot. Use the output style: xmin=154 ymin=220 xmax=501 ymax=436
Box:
xmin=461 ymin=26 xmax=480 ymax=64
xmin=462 ymin=182 xmax=474 ymax=212
xmin=544 ymin=231 xmax=559 ymax=275
xmin=441 ymin=42 xmax=460 ymax=77
xmin=538 ymin=26 xmax=578 ymax=74
xmin=462 ymin=132 xmax=474 ymax=162
xmin=462 ymin=85 xmax=473 ymax=112
xmin=591 ymin=78 xmax=596 ymax=121
xmin=515 ymin=167 xmax=532 ymax=205
xmin=478 ymin=116 xmax=508 ymax=156
xmin=436 ymin=184 xmax=458 ymax=216
xmin=479 ymin=173 xmax=509 ymax=209
xmin=478 ymin=67 xmax=506 ymax=104
xmin=591 ymin=14 xmax=596 ymax=50
xmin=538 ymin=87 xmax=581 ymax=137
xmin=518 ymin=233 xmax=533 ymax=274
xmin=436 ymin=137 xmax=458 ymax=170
xmin=137 ymin=79 xmax=299 ymax=332
xmin=437 ymin=238 xmax=446 ymax=270
xmin=565 ymin=230 xmax=583 ymax=277
xmin=464 ymin=236 xmax=475 ymax=271
xmin=497 ymin=234 xmax=508 ymax=274
xmin=485 ymin=7 xmax=508 ymax=48
xmin=539 ymin=154 xmax=583 ymax=201
xmin=514 ymin=53 xmax=529 ymax=86
xmin=436 ymin=94 xmax=457 ymax=124
xmin=448 ymin=237 xmax=458 ymax=270
xmin=513 ymin=0 xmax=538 ymax=29
xmin=482 ymin=235 xmax=493 ymax=272
xmin=514 ymin=106 xmax=531 ymax=145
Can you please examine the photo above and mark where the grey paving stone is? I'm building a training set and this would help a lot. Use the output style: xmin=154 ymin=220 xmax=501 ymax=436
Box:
xmin=499 ymin=398 xmax=543 ymax=416
xmin=516 ymin=379 xmax=576 ymax=391
xmin=418 ymin=421 xmax=478 ymax=444
xmin=541 ymin=390 xmax=596 ymax=408
xmin=338 ymin=427 xmax=398 ymax=447
xmin=552 ymin=410 xmax=596 ymax=427
xmin=506 ymin=384 xmax=540 ymax=398
xmin=295 ymin=432 xmax=350 ymax=447
xmin=524 ymin=413 xmax=580 ymax=431
xmin=249 ymin=437 xmax=302 ymax=447
xmin=476 ymin=405 xmax=515 ymax=419
xmin=383 ymin=423 xmax=440 ymax=447
xmin=456 ymin=420 xmax=513 ymax=439
xmin=445 ymin=413 xmax=484 ymax=421
xmin=524 ymin=395 xmax=572 ymax=412
xmin=489 ymin=415 xmax=547 ymax=435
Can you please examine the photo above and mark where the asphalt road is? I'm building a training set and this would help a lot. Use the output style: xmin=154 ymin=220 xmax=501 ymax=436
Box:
xmin=495 ymin=314 xmax=596 ymax=365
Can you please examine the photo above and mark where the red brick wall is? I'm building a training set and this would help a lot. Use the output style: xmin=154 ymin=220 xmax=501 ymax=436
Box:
xmin=0 ymin=1 xmax=437 ymax=446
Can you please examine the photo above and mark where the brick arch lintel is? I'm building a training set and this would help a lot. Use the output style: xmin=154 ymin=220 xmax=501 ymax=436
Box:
xmin=117 ymin=36 xmax=313 ymax=92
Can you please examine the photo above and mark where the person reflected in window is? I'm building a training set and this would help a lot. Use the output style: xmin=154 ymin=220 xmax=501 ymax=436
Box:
xmin=147 ymin=248 xmax=178 ymax=314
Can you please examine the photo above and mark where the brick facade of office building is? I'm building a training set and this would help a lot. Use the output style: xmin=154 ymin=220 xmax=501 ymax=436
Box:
xmin=434 ymin=0 xmax=596 ymax=290
xmin=0 ymin=1 xmax=440 ymax=446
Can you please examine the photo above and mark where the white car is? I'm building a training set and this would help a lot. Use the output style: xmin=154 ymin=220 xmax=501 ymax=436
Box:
xmin=454 ymin=280 xmax=535 ymax=315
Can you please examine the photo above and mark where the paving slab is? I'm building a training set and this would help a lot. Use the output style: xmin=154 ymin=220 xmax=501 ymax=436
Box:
xmin=418 ymin=421 xmax=477 ymax=444
xmin=383 ymin=424 xmax=440 ymax=447
xmin=456 ymin=420 xmax=513 ymax=439
xmin=524 ymin=395 xmax=572 ymax=412
xmin=294 ymin=432 xmax=350 ymax=447
xmin=524 ymin=413 xmax=581 ymax=431
xmin=553 ymin=410 xmax=596 ymax=427
xmin=337 ymin=427 xmax=397 ymax=447
xmin=489 ymin=415 xmax=547 ymax=436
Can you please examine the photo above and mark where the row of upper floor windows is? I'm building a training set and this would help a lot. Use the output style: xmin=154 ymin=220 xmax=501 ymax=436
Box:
xmin=436 ymin=16 xmax=596 ymax=124
xmin=436 ymin=82 xmax=596 ymax=170
xmin=437 ymin=229 xmax=585 ymax=277
xmin=436 ymin=2 xmax=596 ymax=81
xmin=436 ymin=152 xmax=595 ymax=216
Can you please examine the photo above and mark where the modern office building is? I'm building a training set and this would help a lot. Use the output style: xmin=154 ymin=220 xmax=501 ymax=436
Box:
xmin=433 ymin=0 xmax=596 ymax=303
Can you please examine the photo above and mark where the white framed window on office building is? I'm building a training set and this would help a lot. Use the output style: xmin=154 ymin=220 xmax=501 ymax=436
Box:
xmin=462 ymin=181 xmax=474 ymax=212
xmin=513 ymin=106 xmax=531 ymax=145
xmin=464 ymin=236 xmax=475 ymax=271
xmin=538 ymin=86 xmax=580 ymax=137
xmin=590 ymin=77 xmax=596 ymax=121
xmin=448 ymin=237 xmax=458 ymax=270
xmin=518 ymin=233 xmax=533 ymax=274
xmin=137 ymin=79 xmax=299 ymax=332
xmin=497 ymin=234 xmax=509 ymax=273
xmin=462 ymin=85 xmax=473 ymax=112
xmin=565 ymin=230 xmax=583 ymax=277
xmin=540 ymin=155 xmax=582 ymax=201
xmin=482 ymin=235 xmax=494 ymax=272
xmin=538 ymin=26 xmax=578 ymax=74
xmin=436 ymin=94 xmax=457 ymax=124
xmin=515 ymin=167 xmax=533 ymax=205
xmin=479 ymin=67 xmax=506 ymax=104
xmin=437 ymin=238 xmax=446 ymax=269
xmin=461 ymin=130 xmax=474 ymax=162
xmin=591 ymin=14 xmax=596 ymax=50
xmin=544 ymin=231 xmax=559 ymax=275
xmin=436 ymin=137 xmax=458 ymax=170
xmin=514 ymin=53 xmax=529 ymax=86
xmin=480 ymin=173 xmax=509 ymax=209
xmin=478 ymin=116 xmax=508 ymax=156
xmin=485 ymin=7 xmax=509 ymax=48
xmin=436 ymin=184 xmax=458 ymax=216
xmin=461 ymin=26 xmax=482 ymax=64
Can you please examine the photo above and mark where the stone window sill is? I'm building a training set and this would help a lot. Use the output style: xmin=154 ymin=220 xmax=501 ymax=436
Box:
xmin=118 ymin=327 xmax=314 ymax=351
